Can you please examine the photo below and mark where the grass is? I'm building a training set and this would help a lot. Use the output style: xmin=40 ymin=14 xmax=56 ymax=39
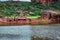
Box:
xmin=26 ymin=16 xmax=40 ymax=19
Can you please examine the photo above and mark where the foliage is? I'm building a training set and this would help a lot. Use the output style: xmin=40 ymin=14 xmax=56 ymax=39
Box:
xmin=50 ymin=2 xmax=60 ymax=10
xmin=0 ymin=1 xmax=60 ymax=17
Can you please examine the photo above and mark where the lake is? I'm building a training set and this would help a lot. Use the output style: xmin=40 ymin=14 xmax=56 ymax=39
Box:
xmin=0 ymin=25 xmax=60 ymax=40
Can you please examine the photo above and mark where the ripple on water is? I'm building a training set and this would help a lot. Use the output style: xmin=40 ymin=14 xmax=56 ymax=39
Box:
xmin=0 ymin=25 xmax=60 ymax=40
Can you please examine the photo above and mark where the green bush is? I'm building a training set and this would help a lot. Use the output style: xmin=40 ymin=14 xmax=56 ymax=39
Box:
xmin=0 ymin=1 xmax=60 ymax=17
xmin=51 ymin=2 xmax=60 ymax=10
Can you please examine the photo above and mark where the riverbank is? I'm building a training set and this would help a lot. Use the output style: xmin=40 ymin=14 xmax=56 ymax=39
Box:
xmin=0 ymin=1 xmax=60 ymax=25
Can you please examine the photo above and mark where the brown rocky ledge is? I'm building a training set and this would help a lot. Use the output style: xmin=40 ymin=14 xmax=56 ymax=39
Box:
xmin=0 ymin=10 xmax=60 ymax=26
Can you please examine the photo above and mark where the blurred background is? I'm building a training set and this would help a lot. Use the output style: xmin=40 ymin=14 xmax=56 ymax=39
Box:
xmin=0 ymin=0 xmax=31 ymax=2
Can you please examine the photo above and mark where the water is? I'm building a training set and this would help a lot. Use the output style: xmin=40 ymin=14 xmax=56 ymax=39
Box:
xmin=31 ymin=25 xmax=60 ymax=40
xmin=0 ymin=25 xmax=31 ymax=40
xmin=0 ymin=25 xmax=60 ymax=40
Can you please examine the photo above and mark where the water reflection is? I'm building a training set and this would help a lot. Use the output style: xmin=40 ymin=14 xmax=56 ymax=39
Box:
xmin=31 ymin=25 xmax=60 ymax=40
xmin=0 ymin=25 xmax=31 ymax=40
xmin=0 ymin=25 xmax=60 ymax=40
xmin=0 ymin=34 xmax=21 ymax=38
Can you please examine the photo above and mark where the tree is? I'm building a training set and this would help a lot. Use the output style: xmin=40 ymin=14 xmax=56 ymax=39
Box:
xmin=31 ymin=0 xmax=36 ymax=2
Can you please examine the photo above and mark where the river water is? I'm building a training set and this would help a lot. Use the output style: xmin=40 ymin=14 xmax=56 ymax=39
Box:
xmin=0 ymin=25 xmax=60 ymax=40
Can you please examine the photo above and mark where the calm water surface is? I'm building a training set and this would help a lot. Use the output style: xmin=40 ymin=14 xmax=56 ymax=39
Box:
xmin=0 ymin=25 xmax=60 ymax=40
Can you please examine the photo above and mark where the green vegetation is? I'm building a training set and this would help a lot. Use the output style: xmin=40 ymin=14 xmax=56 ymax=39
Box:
xmin=26 ymin=16 xmax=40 ymax=19
xmin=0 ymin=1 xmax=60 ymax=17
xmin=51 ymin=2 xmax=60 ymax=10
